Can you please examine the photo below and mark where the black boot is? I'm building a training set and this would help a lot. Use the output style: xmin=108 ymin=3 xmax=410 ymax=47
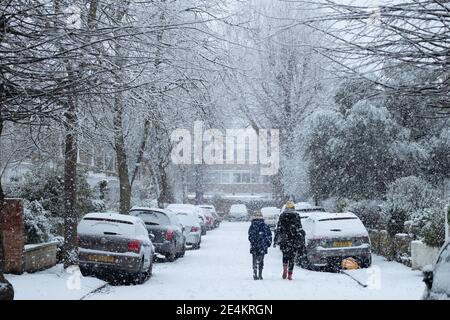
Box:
xmin=253 ymin=269 xmax=258 ymax=280
xmin=258 ymin=268 xmax=263 ymax=280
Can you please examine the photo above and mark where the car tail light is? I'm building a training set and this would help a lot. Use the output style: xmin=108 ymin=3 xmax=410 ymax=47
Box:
xmin=165 ymin=230 xmax=174 ymax=241
xmin=127 ymin=240 xmax=141 ymax=253
xmin=357 ymin=236 xmax=370 ymax=244
xmin=191 ymin=226 xmax=199 ymax=233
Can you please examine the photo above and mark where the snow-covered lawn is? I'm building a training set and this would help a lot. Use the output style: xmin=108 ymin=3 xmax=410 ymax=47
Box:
xmin=6 ymin=264 xmax=106 ymax=300
xmin=6 ymin=221 xmax=425 ymax=300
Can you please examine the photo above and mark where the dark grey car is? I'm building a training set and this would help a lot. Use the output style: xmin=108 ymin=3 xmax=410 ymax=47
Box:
xmin=77 ymin=212 xmax=154 ymax=284
xmin=129 ymin=207 xmax=186 ymax=262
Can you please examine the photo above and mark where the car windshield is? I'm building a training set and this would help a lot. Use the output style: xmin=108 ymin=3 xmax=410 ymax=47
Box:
xmin=130 ymin=210 xmax=170 ymax=226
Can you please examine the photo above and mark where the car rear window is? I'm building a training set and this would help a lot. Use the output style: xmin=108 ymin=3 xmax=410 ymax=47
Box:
xmin=296 ymin=208 xmax=326 ymax=213
xmin=78 ymin=217 xmax=135 ymax=236
xmin=130 ymin=210 xmax=170 ymax=226
xmin=318 ymin=217 xmax=358 ymax=222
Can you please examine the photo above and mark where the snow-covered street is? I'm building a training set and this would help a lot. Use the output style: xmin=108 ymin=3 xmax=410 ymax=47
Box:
xmin=8 ymin=222 xmax=425 ymax=300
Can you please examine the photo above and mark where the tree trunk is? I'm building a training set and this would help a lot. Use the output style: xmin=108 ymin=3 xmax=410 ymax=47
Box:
xmin=157 ymin=167 xmax=173 ymax=207
xmin=130 ymin=118 xmax=150 ymax=188
xmin=113 ymin=97 xmax=131 ymax=214
xmin=63 ymin=101 xmax=79 ymax=268
xmin=0 ymin=118 xmax=14 ymax=300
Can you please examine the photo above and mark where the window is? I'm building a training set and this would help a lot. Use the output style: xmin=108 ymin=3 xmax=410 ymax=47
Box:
xmin=220 ymin=172 xmax=231 ymax=184
xmin=233 ymin=172 xmax=241 ymax=183
xmin=205 ymin=172 xmax=220 ymax=184
xmin=241 ymin=173 xmax=250 ymax=183
xmin=251 ymin=173 xmax=259 ymax=184
xmin=262 ymin=175 xmax=271 ymax=184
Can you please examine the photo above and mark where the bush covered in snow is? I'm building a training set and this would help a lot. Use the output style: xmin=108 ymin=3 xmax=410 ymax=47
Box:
xmin=20 ymin=165 xmax=95 ymax=218
xmin=384 ymin=176 xmax=445 ymax=246
xmin=23 ymin=200 xmax=53 ymax=243
xmin=347 ymin=200 xmax=385 ymax=230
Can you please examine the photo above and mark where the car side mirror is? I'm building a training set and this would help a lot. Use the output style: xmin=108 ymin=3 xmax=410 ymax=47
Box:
xmin=149 ymin=233 xmax=155 ymax=241
xmin=422 ymin=266 xmax=433 ymax=290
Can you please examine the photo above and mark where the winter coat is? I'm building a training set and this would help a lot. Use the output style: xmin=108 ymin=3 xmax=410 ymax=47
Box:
xmin=248 ymin=219 xmax=272 ymax=255
xmin=274 ymin=208 xmax=305 ymax=254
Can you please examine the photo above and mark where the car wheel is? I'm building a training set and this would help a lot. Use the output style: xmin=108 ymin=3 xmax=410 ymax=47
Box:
xmin=146 ymin=261 xmax=153 ymax=279
xmin=360 ymin=256 xmax=372 ymax=268
xmin=134 ymin=259 xmax=146 ymax=285
xmin=177 ymin=244 xmax=186 ymax=258
xmin=79 ymin=266 xmax=90 ymax=276
xmin=166 ymin=252 xmax=176 ymax=262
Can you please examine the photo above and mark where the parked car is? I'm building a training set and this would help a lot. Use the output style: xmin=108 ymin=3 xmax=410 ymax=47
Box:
xmin=129 ymin=207 xmax=186 ymax=262
xmin=197 ymin=205 xmax=217 ymax=229
xmin=77 ymin=212 xmax=155 ymax=284
xmin=295 ymin=202 xmax=314 ymax=210
xmin=197 ymin=212 xmax=208 ymax=235
xmin=166 ymin=204 xmax=202 ymax=249
xmin=302 ymin=212 xmax=372 ymax=270
xmin=227 ymin=204 xmax=248 ymax=221
xmin=198 ymin=205 xmax=221 ymax=228
xmin=261 ymin=207 xmax=279 ymax=229
xmin=423 ymin=241 xmax=450 ymax=300
xmin=175 ymin=212 xmax=202 ymax=249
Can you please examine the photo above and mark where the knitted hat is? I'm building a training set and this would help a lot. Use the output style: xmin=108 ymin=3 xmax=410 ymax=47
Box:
xmin=252 ymin=212 xmax=264 ymax=219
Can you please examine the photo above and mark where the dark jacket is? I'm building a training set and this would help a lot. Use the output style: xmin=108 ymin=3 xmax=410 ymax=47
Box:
xmin=248 ymin=219 xmax=272 ymax=255
xmin=274 ymin=208 xmax=305 ymax=254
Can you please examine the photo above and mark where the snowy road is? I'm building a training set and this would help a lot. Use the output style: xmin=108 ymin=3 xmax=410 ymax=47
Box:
xmin=86 ymin=222 xmax=425 ymax=300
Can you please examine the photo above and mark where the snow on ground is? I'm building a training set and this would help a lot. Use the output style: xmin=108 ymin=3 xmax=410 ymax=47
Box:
xmin=6 ymin=265 xmax=106 ymax=300
xmin=6 ymin=221 xmax=425 ymax=300
xmin=88 ymin=222 xmax=425 ymax=300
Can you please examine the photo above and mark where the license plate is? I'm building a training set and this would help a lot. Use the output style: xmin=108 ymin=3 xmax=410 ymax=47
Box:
xmin=333 ymin=241 xmax=352 ymax=248
xmin=88 ymin=255 xmax=116 ymax=264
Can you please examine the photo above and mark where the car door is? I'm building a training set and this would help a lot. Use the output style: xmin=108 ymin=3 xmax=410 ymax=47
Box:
xmin=432 ymin=243 xmax=450 ymax=297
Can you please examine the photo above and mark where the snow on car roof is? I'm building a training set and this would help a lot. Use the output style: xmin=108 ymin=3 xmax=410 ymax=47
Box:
xmin=308 ymin=211 xmax=358 ymax=221
xmin=306 ymin=212 xmax=368 ymax=238
xmin=295 ymin=202 xmax=314 ymax=210
xmin=130 ymin=206 xmax=167 ymax=214
xmin=82 ymin=212 xmax=143 ymax=225
xmin=167 ymin=203 xmax=201 ymax=215
xmin=261 ymin=207 xmax=279 ymax=215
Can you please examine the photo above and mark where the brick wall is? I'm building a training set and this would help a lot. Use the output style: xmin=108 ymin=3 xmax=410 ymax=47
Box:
xmin=23 ymin=242 xmax=57 ymax=273
xmin=1 ymin=199 xmax=25 ymax=274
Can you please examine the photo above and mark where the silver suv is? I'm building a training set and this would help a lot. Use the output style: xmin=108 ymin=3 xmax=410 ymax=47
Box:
xmin=423 ymin=242 xmax=450 ymax=300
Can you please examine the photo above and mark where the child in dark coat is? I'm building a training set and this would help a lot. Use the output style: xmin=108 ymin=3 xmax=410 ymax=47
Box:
xmin=248 ymin=212 xmax=272 ymax=280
